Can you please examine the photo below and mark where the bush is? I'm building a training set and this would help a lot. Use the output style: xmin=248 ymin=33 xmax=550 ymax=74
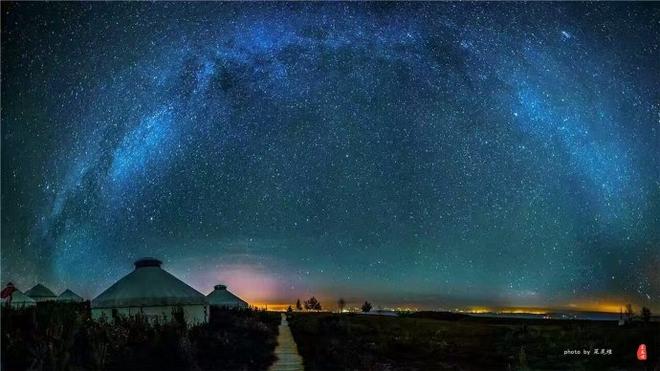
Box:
xmin=361 ymin=301 xmax=372 ymax=313
xmin=288 ymin=312 xmax=660 ymax=370
xmin=191 ymin=307 xmax=280 ymax=370
xmin=1 ymin=303 xmax=280 ymax=371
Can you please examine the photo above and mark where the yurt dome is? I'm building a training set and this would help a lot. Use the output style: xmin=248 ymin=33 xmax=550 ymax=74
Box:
xmin=25 ymin=283 xmax=57 ymax=302
xmin=207 ymin=284 xmax=249 ymax=308
xmin=92 ymin=257 xmax=207 ymax=309
xmin=57 ymin=289 xmax=84 ymax=302
xmin=6 ymin=290 xmax=37 ymax=308
xmin=2 ymin=284 xmax=37 ymax=308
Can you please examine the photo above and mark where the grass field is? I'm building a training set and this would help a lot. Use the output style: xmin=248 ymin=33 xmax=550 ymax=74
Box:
xmin=288 ymin=311 xmax=659 ymax=370
xmin=1 ymin=303 xmax=281 ymax=371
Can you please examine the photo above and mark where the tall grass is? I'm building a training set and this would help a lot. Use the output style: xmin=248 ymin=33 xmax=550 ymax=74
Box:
xmin=288 ymin=312 xmax=659 ymax=370
xmin=1 ymin=303 xmax=280 ymax=371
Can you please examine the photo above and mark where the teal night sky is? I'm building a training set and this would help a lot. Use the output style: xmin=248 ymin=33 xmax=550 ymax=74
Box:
xmin=2 ymin=3 xmax=658 ymax=310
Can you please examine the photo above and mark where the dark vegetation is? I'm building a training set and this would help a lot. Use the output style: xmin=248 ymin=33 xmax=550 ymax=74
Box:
xmin=303 ymin=297 xmax=322 ymax=311
xmin=288 ymin=312 xmax=659 ymax=371
xmin=360 ymin=301 xmax=372 ymax=313
xmin=1 ymin=302 xmax=280 ymax=371
xmin=642 ymin=306 xmax=652 ymax=323
xmin=192 ymin=306 xmax=280 ymax=370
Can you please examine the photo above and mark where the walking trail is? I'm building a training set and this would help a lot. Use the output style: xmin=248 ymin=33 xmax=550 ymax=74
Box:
xmin=269 ymin=313 xmax=304 ymax=371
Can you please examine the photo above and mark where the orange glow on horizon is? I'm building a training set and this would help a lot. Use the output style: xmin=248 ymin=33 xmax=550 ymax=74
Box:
xmin=464 ymin=306 xmax=548 ymax=315
xmin=563 ymin=300 xmax=627 ymax=313
xmin=457 ymin=302 xmax=632 ymax=314
xmin=250 ymin=300 xmax=635 ymax=314
xmin=249 ymin=303 xmax=291 ymax=311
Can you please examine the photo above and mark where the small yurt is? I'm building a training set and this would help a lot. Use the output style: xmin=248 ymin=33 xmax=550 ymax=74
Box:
xmin=57 ymin=289 xmax=84 ymax=303
xmin=91 ymin=258 xmax=208 ymax=325
xmin=207 ymin=284 xmax=249 ymax=309
xmin=25 ymin=283 xmax=57 ymax=302
xmin=1 ymin=284 xmax=36 ymax=309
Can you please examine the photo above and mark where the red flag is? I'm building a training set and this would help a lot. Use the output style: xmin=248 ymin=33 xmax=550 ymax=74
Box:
xmin=637 ymin=344 xmax=647 ymax=361
xmin=1 ymin=283 xmax=16 ymax=299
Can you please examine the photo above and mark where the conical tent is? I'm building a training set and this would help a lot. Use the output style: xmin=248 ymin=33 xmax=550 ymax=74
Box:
xmin=57 ymin=289 xmax=84 ymax=302
xmin=207 ymin=284 xmax=249 ymax=308
xmin=91 ymin=258 xmax=208 ymax=324
xmin=25 ymin=283 xmax=57 ymax=302
xmin=1 ymin=284 xmax=36 ymax=308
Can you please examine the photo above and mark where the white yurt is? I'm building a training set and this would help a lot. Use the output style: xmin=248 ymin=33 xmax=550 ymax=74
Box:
xmin=25 ymin=283 xmax=57 ymax=302
xmin=57 ymin=289 xmax=84 ymax=302
xmin=91 ymin=258 xmax=208 ymax=325
xmin=1 ymin=284 xmax=36 ymax=309
xmin=207 ymin=284 xmax=249 ymax=309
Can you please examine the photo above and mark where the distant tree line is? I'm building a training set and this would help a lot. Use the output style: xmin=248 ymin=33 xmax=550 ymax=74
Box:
xmin=621 ymin=303 xmax=653 ymax=324
xmin=289 ymin=297 xmax=374 ymax=313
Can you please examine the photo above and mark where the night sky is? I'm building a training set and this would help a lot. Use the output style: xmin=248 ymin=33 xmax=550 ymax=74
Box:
xmin=2 ymin=3 xmax=658 ymax=311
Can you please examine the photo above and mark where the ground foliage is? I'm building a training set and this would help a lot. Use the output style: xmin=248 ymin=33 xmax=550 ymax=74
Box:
xmin=288 ymin=312 xmax=659 ymax=370
xmin=1 ymin=302 xmax=280 ymax=371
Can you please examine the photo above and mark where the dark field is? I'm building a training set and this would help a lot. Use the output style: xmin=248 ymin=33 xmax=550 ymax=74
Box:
xmin=1 ymin=303 xmax=280 ymax=371
xmin=288 ymin=312 xmax=659 ymax=371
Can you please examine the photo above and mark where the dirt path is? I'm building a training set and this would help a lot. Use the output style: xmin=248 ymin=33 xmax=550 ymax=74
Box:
xmin=269 ymin=313 xmax=304 ymax=371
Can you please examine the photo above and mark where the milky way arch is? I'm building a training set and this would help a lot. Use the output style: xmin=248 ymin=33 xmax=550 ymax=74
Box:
xmin=2 ymin=2 xmax=658 ymax=308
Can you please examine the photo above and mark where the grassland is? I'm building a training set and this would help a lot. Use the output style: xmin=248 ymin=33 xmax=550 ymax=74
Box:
xmin=1 ymin=302 xmax=281 ymax=370
xmin=288 ymin=311 xmax=658 ymax=370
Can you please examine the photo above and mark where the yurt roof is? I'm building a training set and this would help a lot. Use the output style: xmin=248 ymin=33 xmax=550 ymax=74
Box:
xmin=57 ymin=289 xmax=84 ymax=302
xmin=92 ymin=258 xmax=207 ymax=308
xmin=207 ymin=284 xmax=248 ymax=306
xmin=25 ymin=283 xmax=57 ymax=299
xmin=2 ymin=289 xmax=36 ymax=305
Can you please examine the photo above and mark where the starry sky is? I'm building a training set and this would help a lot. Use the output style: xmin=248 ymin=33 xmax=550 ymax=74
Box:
xmin=2 ymin=2 xmax=658 ymax=311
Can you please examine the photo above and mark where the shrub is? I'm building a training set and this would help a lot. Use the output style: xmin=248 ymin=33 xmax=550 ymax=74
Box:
xmin=1 ymin=303 xmax=280 ymax=371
